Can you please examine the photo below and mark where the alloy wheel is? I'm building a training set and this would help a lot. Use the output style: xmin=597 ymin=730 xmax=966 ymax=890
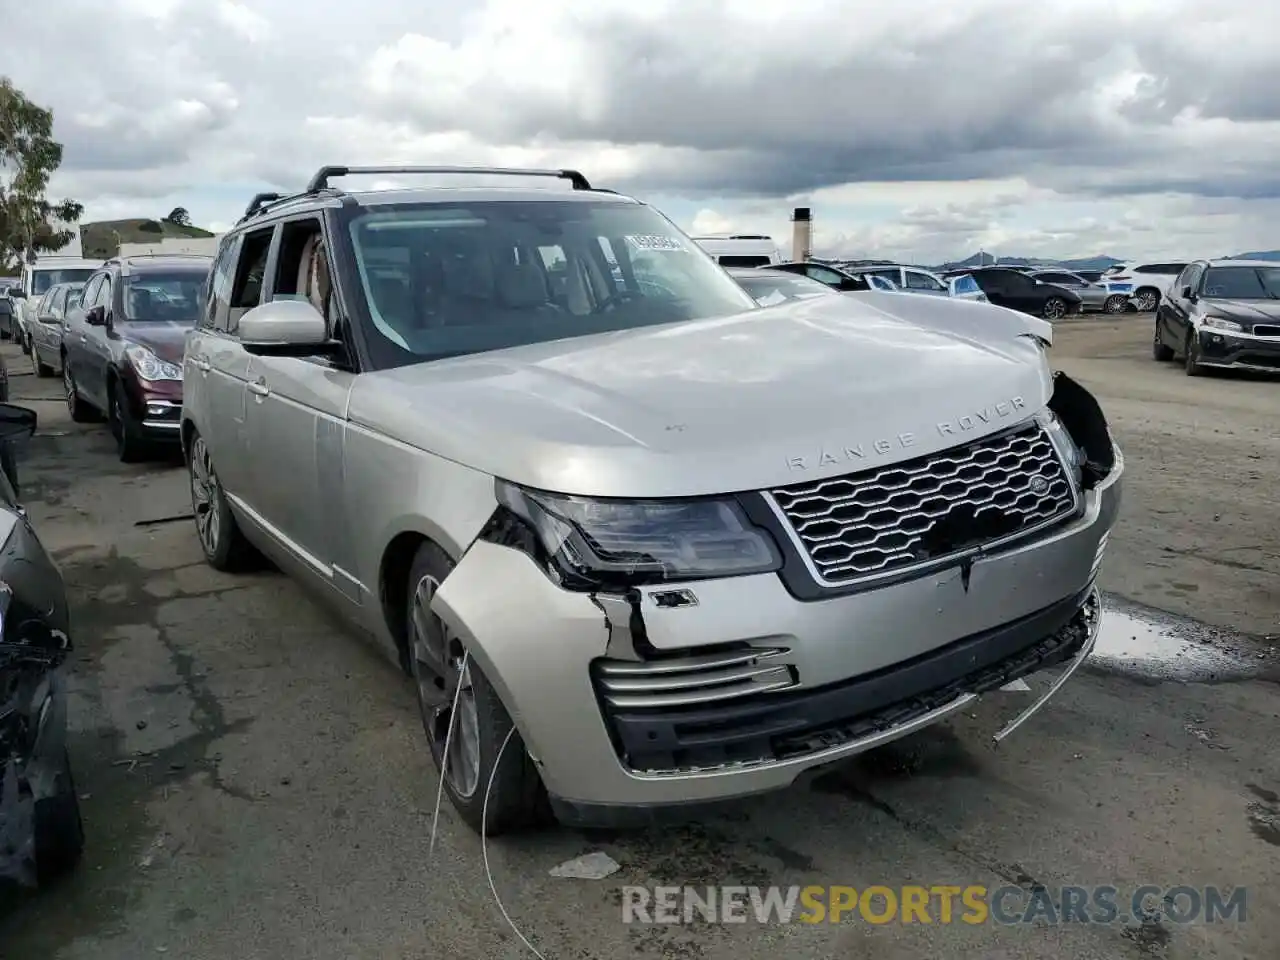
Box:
xmin=411 ymin=574 xmax=480 ymax=800
xmin=1043 ymin=298 xmax=1066 ymax=320
xmin=63 ymin=367 xmax=76 ymax=414
xmin=1104 ymin=295 xmax=1127 ymax=315
xmin=1136 ymin=291 xmax=1158 ymax=312
xmin=190 ymin=437 xmax=222 ymax=555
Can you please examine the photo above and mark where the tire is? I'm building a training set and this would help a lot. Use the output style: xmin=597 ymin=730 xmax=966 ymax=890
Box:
xmin=109 ymin=378 xmax=150 ymax=463
xmin=1152 ymin=324 xmax=1174 ymax=361
xmin=18 ymin=330 xmax=30 ymax=356
xmin=1134 ymin=288 xmax=1160 ymax=312
xmin=1042 ymin=297 xmax=1067 ymax=320
xmin=31 ymin=342 xmax=53 ymax=378
xmin=33 ymin=749 xmax=85 ymax=885
xmin=406 ymin=542 xmax=550 ymax=835
xmin=63 ymin=362 xmax=99 ymax=423
xmin=1104 ymin=295 xmax=1129 ymax=315
xmin=1184 ymin=332 xmax=1206 ymax=377
xmin=188 ymin=431 xmax=261 ymax=571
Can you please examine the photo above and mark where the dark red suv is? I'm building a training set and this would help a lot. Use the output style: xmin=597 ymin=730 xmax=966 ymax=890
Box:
xmin=62 ymin=254 xmax=212 ymax=461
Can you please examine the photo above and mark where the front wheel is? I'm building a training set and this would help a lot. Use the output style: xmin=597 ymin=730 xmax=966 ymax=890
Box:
xmin=1185 ymin=333 xmax=1207 ymax=377
xmin=1104 ymin=294 xmax=1129 ymax=315
xmin=30 ymin=343 xmax=53 ymax=378
xmin=33 ymin=748 xmax=85 ymax=885
xmin=17 ymin=330 xmax=29 ymax=356
xmin=110 ymin=380 xmax=150 ymax=463
xmin=1042 ymin=297 xmax=1067 ymax=320
xmin=188 ymin=432 xmax=261 ymax=571
xmin=406 ymin=542 xmax=550 ymax=835
xmin=63 ymin=363 xmax=99 ymax=423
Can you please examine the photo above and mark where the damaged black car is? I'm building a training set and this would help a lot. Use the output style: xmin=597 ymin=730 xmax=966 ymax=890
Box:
xmin=0 ymin=402 xmax=83 ymax=888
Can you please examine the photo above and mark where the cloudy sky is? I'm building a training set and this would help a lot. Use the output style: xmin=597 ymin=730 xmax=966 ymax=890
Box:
xmin=7 ymin=0 xmax=1280 ymax=263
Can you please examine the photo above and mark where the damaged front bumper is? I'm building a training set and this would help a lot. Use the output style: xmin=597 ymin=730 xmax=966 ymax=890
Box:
xmin=432 ymin=454 xmax=1120 ymax=826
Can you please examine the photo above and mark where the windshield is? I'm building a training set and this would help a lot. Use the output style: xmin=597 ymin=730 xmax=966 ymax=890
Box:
xmin=345 ymin=200 xmax=758 ymax=367
xmin=1201 ymin=266 xmax=1280 ymax=300
xmin=31 ymin=268 xmax=95 ymax=296
xmin=124 ymin=270 xmax=209 ymax=322
xmin=733 ymin=271 xmax=834 ymax=305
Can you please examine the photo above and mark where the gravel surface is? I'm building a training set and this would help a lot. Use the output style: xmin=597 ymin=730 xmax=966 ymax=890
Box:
xmin=0 ymin=319 xmax=1276 ymax=960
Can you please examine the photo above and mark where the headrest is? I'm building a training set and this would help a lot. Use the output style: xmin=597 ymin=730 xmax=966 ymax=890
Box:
xmin=496 ymin=260 xmax=549 ymax=309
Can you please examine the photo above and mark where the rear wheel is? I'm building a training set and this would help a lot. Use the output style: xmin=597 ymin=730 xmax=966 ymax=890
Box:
xmin=1042 ymin=297 xmax=1067 ymax=320
xmin=406 ymin=542 xmax=550 ymax=835
xmin=1134 ymin=288 xmax=1160 ymax=312
xmin=30 ymin=342 xmax=53 ymax=378
xmin=1104 ymin=294 xmax=1129 ymax=315
xmin=188 ymin=432 xmax=260 ymax=570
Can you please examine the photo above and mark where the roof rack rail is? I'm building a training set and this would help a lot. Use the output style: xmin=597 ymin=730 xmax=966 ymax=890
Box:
xmin=241 ymin=192 xmax=284 ymax=221
xmin=304 ymin=165 xmax=593 ymax=193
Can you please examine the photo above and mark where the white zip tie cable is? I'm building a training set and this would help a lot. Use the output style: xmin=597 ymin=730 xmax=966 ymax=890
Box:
xmin=428 ymin=649 xmax=468 ymax=860
xmin=426 ymin=647 xmax=548 ymax=958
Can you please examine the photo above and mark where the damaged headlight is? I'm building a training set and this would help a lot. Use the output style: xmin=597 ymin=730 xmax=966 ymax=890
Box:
xmin=495 ymin=481 xmax=782 ymax=586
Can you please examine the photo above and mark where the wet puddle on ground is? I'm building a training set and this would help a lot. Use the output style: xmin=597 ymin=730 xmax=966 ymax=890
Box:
xmin=1090 ymin=595 xmax=1275 ymax=681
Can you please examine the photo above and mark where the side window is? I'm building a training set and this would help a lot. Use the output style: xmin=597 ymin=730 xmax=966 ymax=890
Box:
xmin=228 ymin=228 xmax=274 ymax=333
xmin=204 ymin=235 xmax=241 ymax=332
xmin=1182 ymin=264 xmax=1204 ymax=293
xmin=97 ymin=275 xmax=114 ymax=314
xmin=36 ymin=290 xmax=55 ymax=315
xmin=49 ymin=288 xmax=67 ymax=317
xmin=803 ymin=265 xmax=844 ymax=286
xmin=79 ymin=275 xmax=104 ymax=310
xmin=905 ymin=271 xmax=944 ymax=291
xmin=1038 ymin=272 xmax=1073 ymax=285
xmin=272 ymin=218 xmax=333 ymax=320
xmin=1157 ymin=263 xmax=1187 ymax=275
xmin=1005 ymin=271 xmax=1035 ymax=293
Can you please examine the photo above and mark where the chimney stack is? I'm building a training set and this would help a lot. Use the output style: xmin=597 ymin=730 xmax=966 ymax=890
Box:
xmin=791 ymin=207 xmax=812 ymax=261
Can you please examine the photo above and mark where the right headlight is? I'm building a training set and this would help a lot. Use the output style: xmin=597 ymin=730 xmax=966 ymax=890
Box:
xmin=495 ymin=480 xmax=782 ymax=587
xmin=1200 ymin=316 xmax=1242 ymax=333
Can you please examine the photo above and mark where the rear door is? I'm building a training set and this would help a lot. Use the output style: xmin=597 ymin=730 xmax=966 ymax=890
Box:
xmin=65 ymin=274 xmax=104 ymax=400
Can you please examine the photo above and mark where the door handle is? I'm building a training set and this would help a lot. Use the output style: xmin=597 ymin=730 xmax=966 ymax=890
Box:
xmin=248 ymin=378 xmax=269 ymax=397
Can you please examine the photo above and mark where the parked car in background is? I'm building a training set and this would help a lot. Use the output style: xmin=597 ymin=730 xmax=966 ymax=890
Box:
xmin=62 ymin=254 xmax=212 ymax=462
xmin=28 ymin=282 xmax=83 ymax=379
xmin=1074 ymin=270 xmax=1105 ymax=284
xmin=0 ymin=402 xmax=84 ymax=889
xmin=1102 ymin=261 xmax=1188 ymax=312
xmin=966 ymin=267 xmax=1083 ymax=320
xmin=768 ymin=260 xmax=874 ymax=291
xmin=859 ymin=265 xmax=952 ymax=297
xmin=946 ymin=273 xmax=989 ymax=302
xmin=691 ymin=235 xmax=782 ymax=268
xmin=866 ymin=274 xmax=898 ymax=292
xmin=1153 ymin=260 xmax=1280 ymax=376
xmin=183 ymin=165 xmax=1119 ymax=836
xmin=14 ymin=259 xmax=101 ymax=358
xmin=1028 ymin=269 xmax=1129 ymax=314
xmin=728 ymin=267 xmax=837 ymax=305
xmin=0 ymin=288 xmax=17 ymax=342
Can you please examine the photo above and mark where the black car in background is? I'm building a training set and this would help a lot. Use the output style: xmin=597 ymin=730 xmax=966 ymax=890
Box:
xmin=0 ymin=401 xmax=83 ymax=889
xmin=1153 ymin=259 xmax=1280 ymax=376
xmin=766 ymin=261 xmax=874 ymax=291
xmin=964 ymin=267 xmax=1083 ymax=320
xmin=62 ymin=254 xmax=212 ymax=462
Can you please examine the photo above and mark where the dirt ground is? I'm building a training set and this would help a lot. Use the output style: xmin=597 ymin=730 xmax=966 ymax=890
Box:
xmin=0 ymin=317 xmax=1277 ymax=960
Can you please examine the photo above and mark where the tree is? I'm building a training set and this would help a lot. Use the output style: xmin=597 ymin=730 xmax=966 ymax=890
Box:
xmin=165 ymin=206 xmax=191 ymax=227
xmin=0 ymin=77 xmax=82 ymax=271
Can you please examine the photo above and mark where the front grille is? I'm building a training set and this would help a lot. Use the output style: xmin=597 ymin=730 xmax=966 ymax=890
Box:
xmin=769 ymin=422 xmax=1076 ymax=586
xmin=1252 ymin=325 xmax=1280 ymax=338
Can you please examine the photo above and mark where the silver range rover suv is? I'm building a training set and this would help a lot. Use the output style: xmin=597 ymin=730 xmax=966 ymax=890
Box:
xmin=181 ymin=165 xmax=1122 ymax=834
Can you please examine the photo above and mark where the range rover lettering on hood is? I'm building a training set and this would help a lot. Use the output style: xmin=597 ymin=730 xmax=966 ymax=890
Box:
xmin=786 ymin=396 xmax=1027 ymax=471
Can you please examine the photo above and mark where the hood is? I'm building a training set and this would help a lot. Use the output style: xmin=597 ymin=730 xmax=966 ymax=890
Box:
xmin=115 ymin=320 xmax=193 ymax=364
xmin=1201 ymin=298 xmax=1280 ymax=324
xmin=348 ymin=295 xmax=1055 ymax=499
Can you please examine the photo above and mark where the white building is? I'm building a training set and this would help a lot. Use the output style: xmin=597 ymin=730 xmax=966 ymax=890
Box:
xmin=116 ymin=234 xmax=224 ymax=258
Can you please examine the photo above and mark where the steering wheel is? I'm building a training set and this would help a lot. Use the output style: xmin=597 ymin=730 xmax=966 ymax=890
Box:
xmin=591 ymin=289 xmax=646 ymax=314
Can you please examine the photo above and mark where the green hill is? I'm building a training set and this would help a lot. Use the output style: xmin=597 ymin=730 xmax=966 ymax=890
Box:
xmin=79 ymin=218 xmax=214 ymax=259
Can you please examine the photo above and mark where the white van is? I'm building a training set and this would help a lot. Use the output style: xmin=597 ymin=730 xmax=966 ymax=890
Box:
xmin=691 ymin=235 xmax=782 ymax=268
xmin=12 ymin=256 xmax=103 ymax=350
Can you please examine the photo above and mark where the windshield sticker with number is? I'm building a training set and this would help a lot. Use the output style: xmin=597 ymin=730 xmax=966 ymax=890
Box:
xmin=626 ymin=235 xmax=684 ymax=251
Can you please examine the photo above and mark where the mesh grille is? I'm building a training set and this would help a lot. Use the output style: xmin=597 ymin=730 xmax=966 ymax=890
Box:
xmin=770 ymin=423 xmax=1076 ymax=585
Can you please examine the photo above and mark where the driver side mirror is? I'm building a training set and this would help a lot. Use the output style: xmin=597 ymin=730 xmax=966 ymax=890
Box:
xmin=0 ymin=403 xmax=37 ymax=497
xmin=8 ymin=289 xmax=24 ymax=300
xmin=1181 ymin=285 xmax=1196 ymax=301
xmin=84 ymin=305 xmax=107 ymax=326
xmin=239 ymin=298 xmax=341 ymax=358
